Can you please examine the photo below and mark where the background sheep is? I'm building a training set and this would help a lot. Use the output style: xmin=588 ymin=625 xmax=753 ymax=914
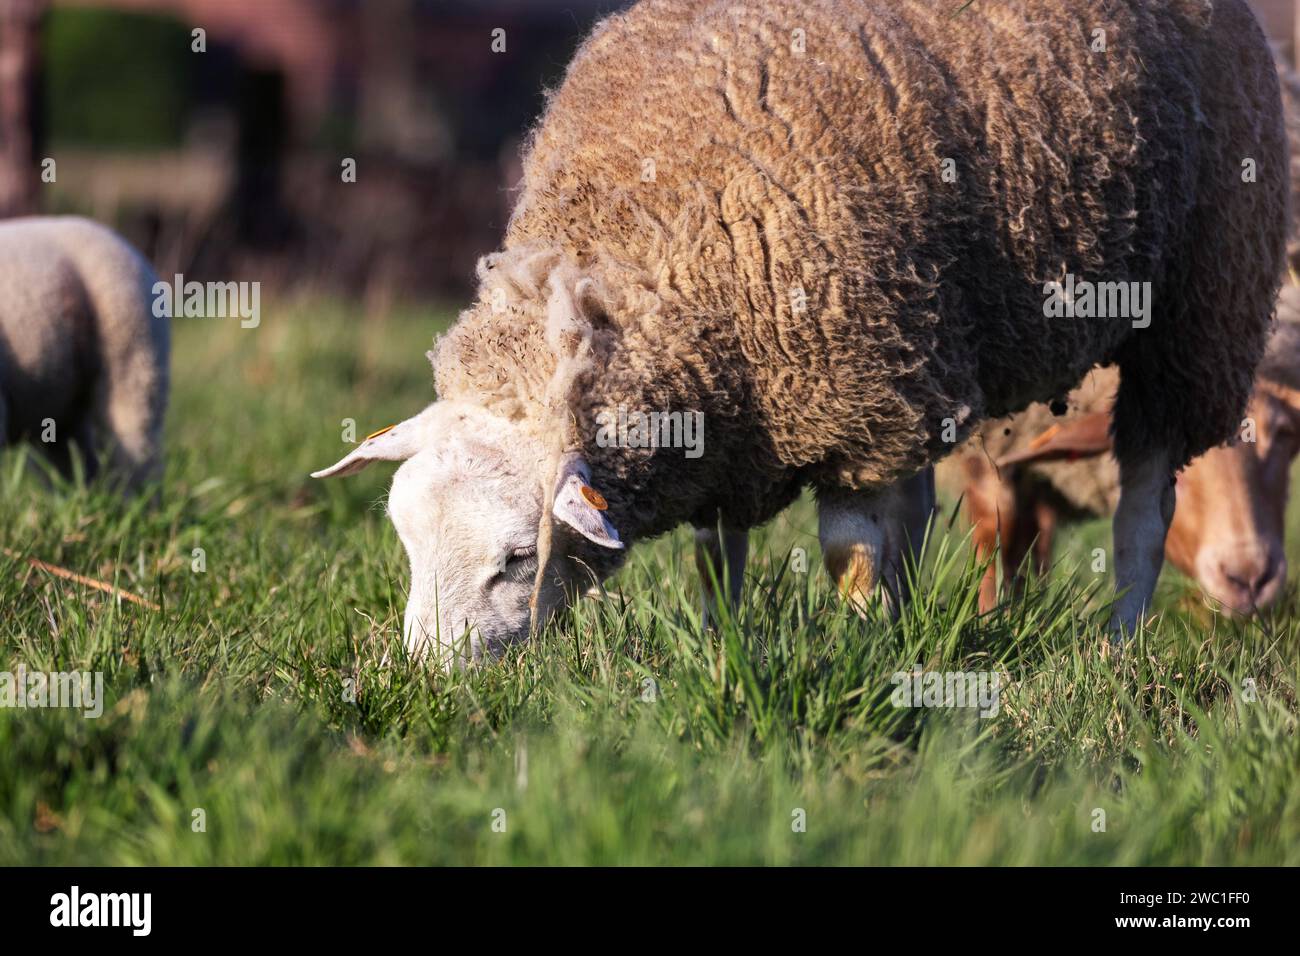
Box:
xmin=939 ymin=296 xmax=1300 ymax=615
xmin=0 ymin=216 xmax=169 ymax=494
xmin=315 ymin=0 xmax=1287 ymax=664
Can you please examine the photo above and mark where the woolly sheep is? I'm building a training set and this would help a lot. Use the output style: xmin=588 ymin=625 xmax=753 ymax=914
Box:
xmin=315 ymin=0 xmax=1287 ymax=665
xmin=0 ymin=216 xmax=169 ymax=494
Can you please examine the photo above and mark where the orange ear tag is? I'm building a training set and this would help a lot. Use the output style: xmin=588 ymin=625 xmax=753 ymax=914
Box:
xmin=365 ymin=424 xmax=396 ymax=441
xmin=580 ymin=485 xmax=608 ymax=510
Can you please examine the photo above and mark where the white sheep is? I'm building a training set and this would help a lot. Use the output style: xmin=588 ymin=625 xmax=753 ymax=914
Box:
xmin=0 ymin=216 xmax=169 ymax=493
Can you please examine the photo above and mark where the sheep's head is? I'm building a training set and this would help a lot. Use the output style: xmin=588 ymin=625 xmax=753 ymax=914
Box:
xmin=1163 ymin=288 xmax=1300 ymax=615
xmin=1163 ymin=387 xmax=1300 ymax=616
xmin=314 ymin=246 xmax=628 ymax=666
xmin=311 ymin=401 xmax=622 ymax=668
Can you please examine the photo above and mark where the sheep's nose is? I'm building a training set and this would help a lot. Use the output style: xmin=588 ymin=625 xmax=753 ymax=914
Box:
xmin=1213 ymin=550 xmax=1285 ymax=613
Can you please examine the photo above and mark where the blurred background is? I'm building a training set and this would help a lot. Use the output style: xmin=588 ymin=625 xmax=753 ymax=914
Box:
xmin=0 ymin=0 xmax=1296 ymax=313
xmin=0 ymin=0 xmax=631 ymax=311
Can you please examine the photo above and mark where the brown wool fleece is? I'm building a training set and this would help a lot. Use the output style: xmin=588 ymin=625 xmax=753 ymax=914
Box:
xmin=433 ymin=0 xmax=1287 ymax=563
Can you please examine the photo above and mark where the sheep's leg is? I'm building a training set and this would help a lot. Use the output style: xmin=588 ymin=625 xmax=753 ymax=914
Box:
xmin=96 ymin=359 xmax=167 ymax=496
xmin=903 ymin=467 xmax=937 ymax=568
xmin=819 ymin=467 xmax=934 ymax=615
xmin=1109 ymin=449 xmax=1175 ymax=640
xmin=693 ymin=525 xmax=748 ymax=627
xmin=961 ymin=455 xmax=1022 ymax=612
xmin=38 ymin=417 xmax=99 ymax=487
xmin=71 ymin=420 xmax=101 ymax=485
xmin=1030 ymin=493 xmax=1059 ymax=577
xmin=1005 ymin=478 xmax=1053 ymax=601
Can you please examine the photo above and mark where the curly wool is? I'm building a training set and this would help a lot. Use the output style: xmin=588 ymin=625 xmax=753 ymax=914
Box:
xmin=434 ymin=0 xmax=1287 ymax=554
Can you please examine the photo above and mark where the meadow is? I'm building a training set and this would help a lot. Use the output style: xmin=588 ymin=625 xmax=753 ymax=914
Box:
xmin=1 ymin=298 xmax=1297 ymax=865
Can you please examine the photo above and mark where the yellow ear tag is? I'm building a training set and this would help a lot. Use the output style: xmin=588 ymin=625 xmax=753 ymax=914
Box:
xmin=580 ymin=485 xmax=608 ymax=510
xmin=365 ymin=424 xmax=396 ymax=441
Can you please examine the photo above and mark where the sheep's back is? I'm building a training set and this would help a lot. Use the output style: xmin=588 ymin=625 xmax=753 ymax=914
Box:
xmin=0 ymin=221 xmax=99 ymax=439
xmin=505 ymin=0 xmax=1256 ymax=503
xmin=0 ymin=217 xmax=165 ymax=443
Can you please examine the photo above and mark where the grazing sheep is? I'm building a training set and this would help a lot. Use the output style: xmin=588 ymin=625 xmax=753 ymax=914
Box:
xmin=315 ymin=0 xmax=1287 ymax=664
xmin=939 ymin=285 xmax=1300 ymax=616
xmin=0 ymin=216 xmax=169 ymax=493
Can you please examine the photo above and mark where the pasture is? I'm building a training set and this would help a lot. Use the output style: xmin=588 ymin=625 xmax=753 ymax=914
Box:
xmin=1 ymin=298 xmax=1297 ymax=865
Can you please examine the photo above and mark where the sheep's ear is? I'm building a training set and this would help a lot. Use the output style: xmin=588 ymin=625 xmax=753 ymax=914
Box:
xmin=310 ymin=405 xmax=439 ymax=479
xmin=996 ymin=412 xmax=1113 ymax=468
xmin=551 ymin=453 xmax=623 ymax=549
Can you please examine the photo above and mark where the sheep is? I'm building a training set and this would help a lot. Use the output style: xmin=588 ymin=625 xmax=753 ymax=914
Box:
xmin=314 ymin=0 xmax=1288 ymax=665
xmin=939 ymin=285 xmax=1300 ymax=616
xmin=0 ymin=216 xmax=169 ymax=494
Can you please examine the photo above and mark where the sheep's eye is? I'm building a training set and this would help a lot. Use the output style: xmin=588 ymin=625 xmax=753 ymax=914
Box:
xmin=490 ymin=546 xmax=537 ymax=586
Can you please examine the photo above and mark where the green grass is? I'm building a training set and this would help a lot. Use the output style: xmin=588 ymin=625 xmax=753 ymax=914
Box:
xmin=1 ymin=298 xmax=1297 ymax=865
